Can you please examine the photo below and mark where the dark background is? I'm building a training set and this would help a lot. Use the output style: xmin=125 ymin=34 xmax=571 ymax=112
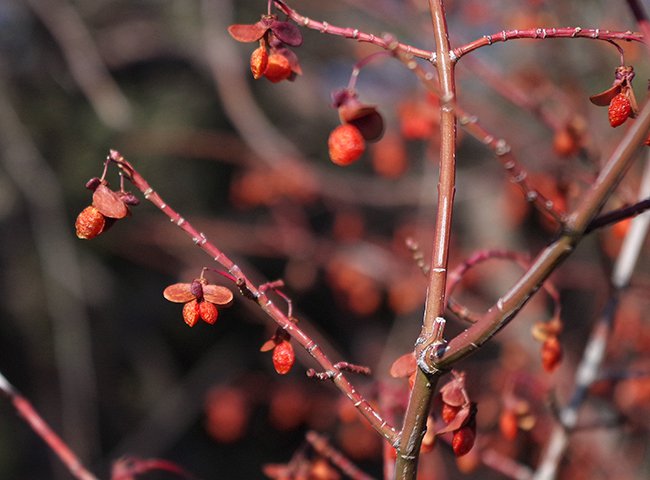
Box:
xmin=0 ymin=0 xmax=649 ymax=479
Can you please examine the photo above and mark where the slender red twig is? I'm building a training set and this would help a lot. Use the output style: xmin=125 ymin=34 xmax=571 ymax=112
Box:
xmin=453 ymin=27 xmax=644 ymax=61
xmin=274 ymin=0 xmax=643 ymax=66
xmin=107 ymin=150 xmax=399 ymax=446
xmin=446 ymin=249 xmax=561 ymax=325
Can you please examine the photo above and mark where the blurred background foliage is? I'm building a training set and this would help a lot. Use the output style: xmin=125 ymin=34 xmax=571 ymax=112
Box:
xmin=0 ymin=0 xmax=649 ymax=478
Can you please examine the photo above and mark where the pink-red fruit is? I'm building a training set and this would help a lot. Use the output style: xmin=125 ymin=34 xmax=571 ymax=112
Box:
xmin=250 ymin=45 xmax=268 ymax=79
xmin=264 ymin=53 xmax=292 ymax=83
xmin=452 ymin=426 xmax=476 ymax=457
xmin=328 ymin=124 xmax=365 ymax=166
xmin=608 ymin=93 xmax=632 ymax=127
xmin=199 ymin=301 xmax=219 ymax=325
xmin=183 ymin=300 xmax=201 ymax=327
xmin=75 ymin=206 xmax=106 ymax=239
xmin=272 ymin=340 xmax=295 ymax=375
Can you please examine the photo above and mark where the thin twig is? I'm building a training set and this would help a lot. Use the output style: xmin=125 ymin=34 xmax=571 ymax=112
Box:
xmin=108 ymin=150 xmax=399 ymax=446
xmin=392 ymin=50 xmax=566 ymax=223
xmin=453 ymin=27 xmax=644 ymax=61
xmin=584 ymin=197 xmax=650 ymax=234
xmin=446 ymin=249 xmax=561 ymax=325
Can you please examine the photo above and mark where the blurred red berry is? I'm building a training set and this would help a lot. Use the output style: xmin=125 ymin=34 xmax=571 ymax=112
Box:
xmin=499 ymin=409 xmax=518 ymax=440
xmin=541 ymin=335 xmax=563 ymax=372
xmin=205 ymin=386 xmax=249 ymax=443
xmin=328 ymin=124 xmax=365 ymax=166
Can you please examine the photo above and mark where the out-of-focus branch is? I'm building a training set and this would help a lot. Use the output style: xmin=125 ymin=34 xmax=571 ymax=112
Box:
xmin=0 ymin=371 xmax=98 ymax=480
xmin=25 ymin=0 xmax=131 ymax=129
xmin=306 ymin=431 xmax=376 ymax=480
xmin=0 ymin=73 xmax=99 ymax=466
xmin=626 ymin=0 xmax=650 ymax=56
xmin=534 ymin=151 xmax=650 ymax=480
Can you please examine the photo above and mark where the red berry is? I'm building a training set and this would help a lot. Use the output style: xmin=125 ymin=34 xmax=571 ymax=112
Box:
xmin=264 ymin=53 xmax=292 ymax=83
xmin=250 ymin=45 xmax=268 ymax=80
xmin=182 ymin=300 xmax=200 ymax=327
xmin=442 ymin=403 xmax=461 ymax=424
xmin=608 ymin=93 xmax=632 ymax=127
xmin=272 ymin=340 xmax=295 ymax=375
xmin=75 ymin=206 xmax=106 ymax=239
xmin=328 ymin=124 xmax=365 ymax=166
xmin=541 ymin=335 xmax=562 ymax=372
xmin=199 ymin=301 xmax=219 ymax=325
xmin=452 ymin=425 xmax=476 ymax=457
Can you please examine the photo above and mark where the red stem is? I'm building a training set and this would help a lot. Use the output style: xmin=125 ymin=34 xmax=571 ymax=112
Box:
xmin=108 ymin=150 xmax=399 ymax=446
xmin=453 ymin=27 xmax=643 ymax=61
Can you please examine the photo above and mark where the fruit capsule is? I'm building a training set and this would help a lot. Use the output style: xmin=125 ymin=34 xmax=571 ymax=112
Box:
xmin=328 ymin=124 xmax=365 ymax=166
xmin=75 ymin=206 xmax=106 ymax=239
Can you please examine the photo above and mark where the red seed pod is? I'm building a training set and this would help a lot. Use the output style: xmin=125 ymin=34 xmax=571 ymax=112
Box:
xmin=75 ymin=205 xmax=106 ymax=239
xmin=442 ymin=403 xmax=461 ymax=424
xmin=452 ymin=425 xmax=476 ymax=457
xmin=250 ymin=44 xmax=269 ymax=79
xmin=182 ymin=300 xmax=201 ymax=327
xmin=199 ymin=301 xmax=219 ymax=325
xmin=272 ymin=340 xmax=295 ymax=375
xmin=164 ymin=279 xmax=234 ymax=306
xmin=264 ymin=53 xmax=292 ymax=83
xmin=328 ymin=124 xmax=366 ymax=166
xmin=440 ymin=370 xmax=468 ymax=407
xmin=541 ymin=335 xmax=563 ymax=372
xmin=608 ymin=93 xmax=632 ymax=127
xmin=92 ymin=184 xmax=129 ymax=219
xmin=332 ymin=88 xmax=384 ymax=142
